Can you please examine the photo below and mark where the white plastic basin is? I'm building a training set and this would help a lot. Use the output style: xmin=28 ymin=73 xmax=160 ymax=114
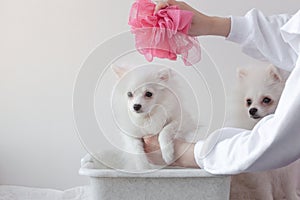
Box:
xmin=79 ymin=164 xmax=231 ymax=200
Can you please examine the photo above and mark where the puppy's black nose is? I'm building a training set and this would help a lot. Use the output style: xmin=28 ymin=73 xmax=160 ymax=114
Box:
xmin=249 ymin=108 xmax=258 ymax=116
xmin=133 ymin=104 xmax=142 ymax=111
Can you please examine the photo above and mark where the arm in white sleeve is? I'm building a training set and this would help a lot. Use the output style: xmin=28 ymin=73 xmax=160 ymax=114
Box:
xmin=194 ymin=57 xmax=300 ymax=175
xmin=227 ymin=9 xmax=298 ymax=71
xmin=193 ymin=9 xmax=300 ymax=175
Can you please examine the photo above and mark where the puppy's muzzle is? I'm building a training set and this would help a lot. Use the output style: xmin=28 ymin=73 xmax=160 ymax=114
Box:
xmin=249 ymin=108 xmax=258 ymax=116
xmin=249 ymin=107 xmax=261 ymax=119
xmin=133 ymin=104 xmax=142 ymax=112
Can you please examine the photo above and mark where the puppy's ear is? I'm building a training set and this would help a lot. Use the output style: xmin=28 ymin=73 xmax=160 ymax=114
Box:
xmin=236 ymin=68 xmax=247 ymax=79
xmin=111 ymin=64 xmax=127 ymax=78
xmin=156 ymin=68 xmax=172 ymax=82
xmin=267 ymin=64 xmax=282 ymax=82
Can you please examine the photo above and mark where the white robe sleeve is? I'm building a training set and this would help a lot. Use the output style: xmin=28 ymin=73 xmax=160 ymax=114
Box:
xmin=194 ymin=9 xmax=300 ymax=174
xmin=227 ymin=8 xmax=298 ymax=71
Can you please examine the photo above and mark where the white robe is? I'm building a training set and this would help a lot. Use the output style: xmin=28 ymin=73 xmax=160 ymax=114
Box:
xmin=194 ymin=9 xmax=300 ymax=174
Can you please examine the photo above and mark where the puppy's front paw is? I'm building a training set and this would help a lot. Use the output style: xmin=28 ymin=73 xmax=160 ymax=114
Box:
xmin=161 ymin=143 xmax=175 ymax=165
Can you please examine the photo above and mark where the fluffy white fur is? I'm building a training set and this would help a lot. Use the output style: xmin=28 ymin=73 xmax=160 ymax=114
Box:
xmin=112 ymin=64 xmax=197 ymax=170
xmin=227 ymin=64 xmax=289 ymax=130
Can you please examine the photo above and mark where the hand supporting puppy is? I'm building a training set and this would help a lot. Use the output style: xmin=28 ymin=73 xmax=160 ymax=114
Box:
xmin=143 ymin=135 xmax=199 ymax=168
xmin=154 ymin=0 xmax=231 ymax=37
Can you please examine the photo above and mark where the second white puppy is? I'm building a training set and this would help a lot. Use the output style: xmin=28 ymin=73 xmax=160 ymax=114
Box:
xmin=228 ymin=64 xmax=289 ymax=129
xmin=112 ymin=64 xmax=197 ymax=169
xmin=229 ymin=64 xmax=298 ymax=200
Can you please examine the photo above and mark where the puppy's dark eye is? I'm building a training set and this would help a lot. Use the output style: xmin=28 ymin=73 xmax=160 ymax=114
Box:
xmin=127 ymin=92 xmax=133 ymax=97
xmin=262 ymin=97 xmax=271 ymax=104
xmin=246 ymin=99 xmax=252 ymax=106
xmin=145 ymin=91 xmax=152 ymax=97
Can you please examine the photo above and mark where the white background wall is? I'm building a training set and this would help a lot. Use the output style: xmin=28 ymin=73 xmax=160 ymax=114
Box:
xmin=0 ymin=0 xmax=298 ymax=190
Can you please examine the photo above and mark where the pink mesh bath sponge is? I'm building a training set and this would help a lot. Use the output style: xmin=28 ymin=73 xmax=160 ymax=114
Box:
xmin=128 ymin=0 xmax=201 ymax=66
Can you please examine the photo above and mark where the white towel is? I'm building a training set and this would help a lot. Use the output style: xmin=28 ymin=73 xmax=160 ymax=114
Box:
xmin=0 ymin=185 xmax=90 ymax=200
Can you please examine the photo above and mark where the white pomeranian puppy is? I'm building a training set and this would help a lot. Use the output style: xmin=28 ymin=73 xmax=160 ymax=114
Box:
xmin=228 ymin=64 xmax=300 ymax=200
xmin=111 ymin=64 xmax=197 ymax=170
xmin=227 ymin=64 xmax=289 ymax=130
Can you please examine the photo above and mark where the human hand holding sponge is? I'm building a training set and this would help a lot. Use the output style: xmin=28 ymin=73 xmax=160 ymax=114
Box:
xmin=128 ymin=0 xmax=201 ymax=66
